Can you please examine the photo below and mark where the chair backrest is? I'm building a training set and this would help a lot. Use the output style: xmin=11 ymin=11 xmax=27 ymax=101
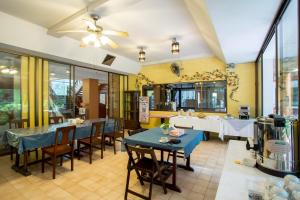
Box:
xmin=90 ymin=121 xmax=105 ymax=139
xmin=9 ymin=119 xmax=28 ymax=129
xmin=174 ymin=125 xmax=194 ymax=130
xmin=54 ymin=125 xmax=76 ymax=150
xmin=128 ymin=128 xmax=148 ymax=136
xmin=114 ymin=118 xmax=124 ymax=132
xmin=49 ymin=116 xmax=64 ymax=125
xmin=125 ymin=144 xmax=159 ymax=170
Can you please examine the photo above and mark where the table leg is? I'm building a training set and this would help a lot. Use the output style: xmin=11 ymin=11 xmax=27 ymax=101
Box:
xmin=170 ymin=151 xmax=181 ymax=192
xmin=22 ymin=151 xmax=31 ymax=176
xmin=11 ymin=151 xmax=31 ymax=176
xmin=176 ymin=155 xmax=194 ymax=171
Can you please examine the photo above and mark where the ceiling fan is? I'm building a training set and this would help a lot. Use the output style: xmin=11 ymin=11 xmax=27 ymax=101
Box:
xmin=56 ymin=14 xmax=128 ymax=49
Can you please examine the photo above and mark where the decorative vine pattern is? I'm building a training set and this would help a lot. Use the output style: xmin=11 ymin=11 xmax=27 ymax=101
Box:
xmin=135 ymin=69 xmax=240 ymax=102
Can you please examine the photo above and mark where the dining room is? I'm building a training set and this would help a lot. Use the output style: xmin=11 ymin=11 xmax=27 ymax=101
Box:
xmin=0 ymin=0 xmax=299 ymax=200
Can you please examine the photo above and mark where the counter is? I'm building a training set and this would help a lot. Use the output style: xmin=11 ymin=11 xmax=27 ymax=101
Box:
xmin=215 ymin=140 xmax=281 ymax=200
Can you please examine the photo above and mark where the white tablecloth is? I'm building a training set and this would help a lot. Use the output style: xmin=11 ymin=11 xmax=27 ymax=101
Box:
xmin=169 ymin=116 xmax=255 ymax=140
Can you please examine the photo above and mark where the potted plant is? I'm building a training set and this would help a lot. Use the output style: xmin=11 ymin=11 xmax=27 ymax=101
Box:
xmin=160 ymin=122 xmax=170 ymax=134
xmin=0 ymin=103 xmax=21 ymax=125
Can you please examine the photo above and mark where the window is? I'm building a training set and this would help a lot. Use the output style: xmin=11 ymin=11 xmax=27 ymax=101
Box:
xmin=0 ymin=52 xmax=21 ymax=150
xmin=262 ymin=34 xmax=276 ymax=116
xmin=142 ymin=81 xmax=227 ymax=112
xmin=278 ymin=0 xmax=298 ymax=117
xmin=196 ymin=81 xmax=227 ymax=112
xmin=256 ymin=0 xmax=299 ymax=118
xmin=49 ymin=62 xmax=73 ymax=118
xmin=257 ymin=56 xmax=263 ymax=116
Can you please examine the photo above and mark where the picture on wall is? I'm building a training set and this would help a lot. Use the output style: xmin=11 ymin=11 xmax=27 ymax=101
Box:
xmin=139 ymin=96 xmax=149 ymax=123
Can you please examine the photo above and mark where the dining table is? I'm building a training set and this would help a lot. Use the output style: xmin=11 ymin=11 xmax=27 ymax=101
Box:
xmin=2 ymin=118 xmax=115 ymax=176
xmin=123 ymin=127 xmax=205 ymax=193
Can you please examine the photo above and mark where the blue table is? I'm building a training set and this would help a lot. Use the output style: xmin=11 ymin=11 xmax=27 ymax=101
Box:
xmin=123 ymin=127 xmax=205 ymax=192
xmin=3 ymin=118 xmax=114 ymax=176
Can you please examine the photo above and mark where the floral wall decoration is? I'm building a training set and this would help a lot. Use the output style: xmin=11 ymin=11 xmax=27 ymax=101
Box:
xmin=135 ymin=69 xmax=240 ymax=102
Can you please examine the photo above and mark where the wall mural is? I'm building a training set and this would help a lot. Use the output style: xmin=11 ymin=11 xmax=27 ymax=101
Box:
xmin=135 ymin=69 xmax=240 ymax=102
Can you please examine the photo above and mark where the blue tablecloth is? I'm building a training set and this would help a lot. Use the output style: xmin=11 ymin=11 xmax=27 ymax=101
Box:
xmin=123 ymin=127 xmax=205 ymax=158
xmin=3 ymin=119 xmax=115 ymax=154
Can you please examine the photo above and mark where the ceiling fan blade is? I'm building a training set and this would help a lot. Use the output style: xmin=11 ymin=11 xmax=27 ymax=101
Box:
xmin=56 ymin=30 xmax=88 ymax=33
xmin=102 ymin=30 xmax=128 ymax=37
xmin=82 ymin=19 xmax=97 ymax=30
xmin=102 ymin=36 xmax=118 ymax=48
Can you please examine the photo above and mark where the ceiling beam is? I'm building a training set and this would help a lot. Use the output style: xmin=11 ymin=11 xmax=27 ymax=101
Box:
xmin=183 ymin=0 xmax=226 ymax=62
xmin=47 ymin=0 xmax=109 ymax=36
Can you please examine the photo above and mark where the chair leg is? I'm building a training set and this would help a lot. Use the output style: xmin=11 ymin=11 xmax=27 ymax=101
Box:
xmin=71 ymin=151 xmax=74 ymax=171
xmin=52 ymin=156 xmax=56 ymax=179
xmin=35 ymin=149 xmax=38 ymax=161
xmin=89 ymin=145 xmax=92 ymax=164
xmin=10 ymin=146 xmax=13 ymax=161
xmin=158 ymin=170 xmax=167 ymax=194
xmin=101 ymin=135 xmax=104 ymax=159
xmin=113 ymin=137 xmax=116 ymax=154
xmin=42 ymin=152 xmax=45 ymax=173
xmin=149 ymin=173 xmax=154 ymax=200
xmin=124 ymin=169 xmax=131 ymax=200
xmin=77 ymin=142 xmax=81 ymax=160
xmin=60 ymin=156 xmax=63 ymax=166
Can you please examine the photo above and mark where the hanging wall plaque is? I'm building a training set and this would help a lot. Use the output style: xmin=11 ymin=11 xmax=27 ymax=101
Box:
xmin=139 ymin=96 xmax=149 ymax=123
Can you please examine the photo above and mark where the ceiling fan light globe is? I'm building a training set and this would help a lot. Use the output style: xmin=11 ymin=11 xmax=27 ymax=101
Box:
xmin=94 ymin=40 xmax=101 ymax=48
xmin=100 ymin=36 xmax=109 ymax=45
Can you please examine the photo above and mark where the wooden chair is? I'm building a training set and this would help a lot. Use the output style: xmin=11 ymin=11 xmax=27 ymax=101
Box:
xmin=49 ymin=116 xmax=63 ymax=125
xmin=77 ymin=121 xmax=105 ymax=163
xmin=9 ymin=119 xmax=38 ymax=161
xmin=41 ymin=125 xmax=76 ymax=179
xmin=105 ymin=118 xmax=125 ymax=154
xmin=167 ymin=125 xmax=193 ymax=163
xmin=124 ymin=144 xmax=167 ymax=200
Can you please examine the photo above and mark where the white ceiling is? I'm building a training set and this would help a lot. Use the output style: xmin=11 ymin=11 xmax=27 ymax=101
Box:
xmin=0 ymin=0 xmax=283 ymax=65
xmin=204 ymin=0 xmax=282 ymax=63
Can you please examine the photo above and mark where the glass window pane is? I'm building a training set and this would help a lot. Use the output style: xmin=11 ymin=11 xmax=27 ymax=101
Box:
xmin=0 ymin=52 xmax=21 ymax=151
xmin=196 ymin=81 xmax=226 ymax=112
xmin=180 ymin=90 xmax=195 ymax=108
xmin=75 ymin=67 xmax=108 ymax=118
xmin=278 ymin=0 xmax=298 ymax=117
xmin=257 ymin=56 xmax=263 ymax=116
xmin=49 ymin=62 xmax=73 ymax=119
xmin=262 ymin=34 xmax=276 ymax=116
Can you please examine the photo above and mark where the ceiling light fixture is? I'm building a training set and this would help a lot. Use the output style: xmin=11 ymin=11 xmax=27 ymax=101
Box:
xmin=1 ymin=68 xmax=10 ymax=74
xmin=50 ymin=73 xmax=56 ymax=76
xmin=171 ymin=38 xmax=180 ymax=54
xmin=138 ymin=47 xmax=146 ymax=62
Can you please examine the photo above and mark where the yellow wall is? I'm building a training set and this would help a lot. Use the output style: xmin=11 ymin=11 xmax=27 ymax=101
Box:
xmin=128 ymin=57 xmax=256 ymax=128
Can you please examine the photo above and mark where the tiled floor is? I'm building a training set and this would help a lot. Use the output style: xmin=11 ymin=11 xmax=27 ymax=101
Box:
xmin=0 ymin=139 xmax=227 ymax=200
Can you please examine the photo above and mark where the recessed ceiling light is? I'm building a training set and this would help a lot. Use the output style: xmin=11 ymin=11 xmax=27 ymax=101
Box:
xmin=1 ymin=68 xmax=9 ymax=74
xmin=66 ymin=70 xmax=70 ymax=74
xmin=50 ymin=73 xmax=55 ymax=76
xmin=0 ymin=65 xmax=6 ymax=69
